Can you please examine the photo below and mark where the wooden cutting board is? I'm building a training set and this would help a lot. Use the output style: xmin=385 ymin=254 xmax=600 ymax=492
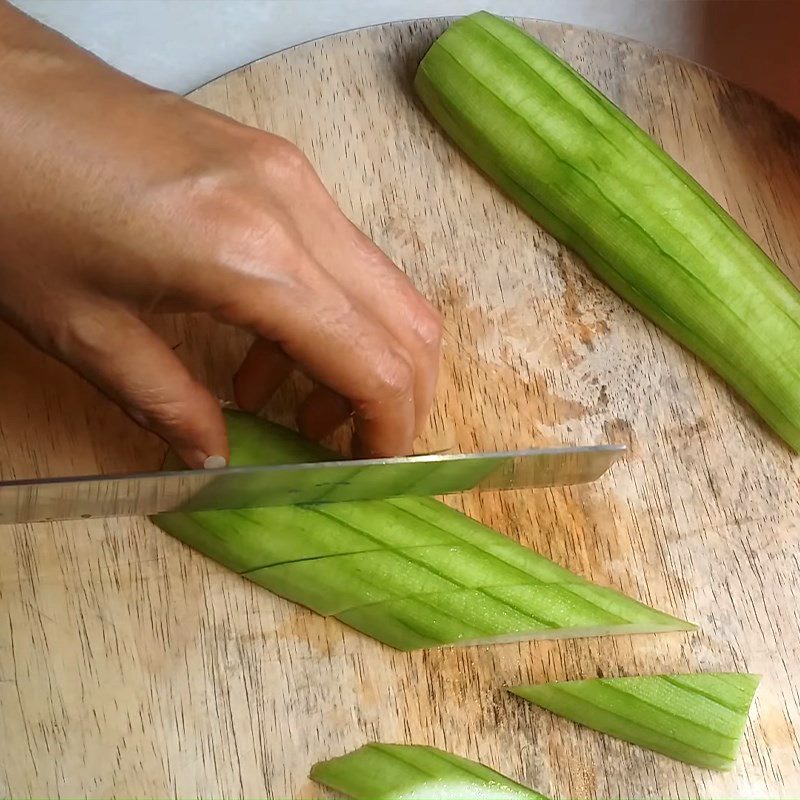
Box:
xmin=2 ymin=18 xmax=800 ymax=799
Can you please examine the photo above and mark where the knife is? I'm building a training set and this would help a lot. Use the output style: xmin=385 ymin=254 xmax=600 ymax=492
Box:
xmin=0 ymin=443 xmax=625 ymax=524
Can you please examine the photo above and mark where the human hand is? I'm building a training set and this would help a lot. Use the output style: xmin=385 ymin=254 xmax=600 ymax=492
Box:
xmin=0 ymin=2 xmax=442 ymax=467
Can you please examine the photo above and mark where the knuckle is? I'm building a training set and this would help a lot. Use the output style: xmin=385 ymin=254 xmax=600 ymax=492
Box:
xmin=259 ymin=215 xmax=304 ymax=259
xmin=56 ymin=307 xmax=112 ymax=359
xmin=374 ymin=350 xmax=415 ymax=400
xmin=185 ymin=176 xmax=254 ymax=229
xmin=176 ymin=176 xmax=256 ymax=258
xmin=125 ymin=399 xmax=182 ymax=433
xmin=205 ymin=203 xmax=303 ymax=282
xmin=259 ymin=135 xmax=313 ymax=179
xmin=157 ymin=136 xmax=317 ymax=283
xmin=222 ymin=210 xmax=295 ymax=262
xmin=135 ymin=398 xmax=183 ymax=428
xmin=126 ymin=386 xmax=196 ymax=433
xmin=131 ymin=399 xmax=181 ymax=429
xmin=413 ymin=305 xmax=444 ymax=350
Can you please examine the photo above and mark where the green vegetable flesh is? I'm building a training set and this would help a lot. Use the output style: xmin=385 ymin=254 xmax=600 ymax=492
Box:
xmin=415 ymin=11 xmax=800 ymax=452
xmin=510 ymin=673 xmax=759 ymax=770
xmin=336 ymin=587 xmax=672 ymax=652
xmin=310 ymin=743 xmax=548 ymax=799
xmin=153 ymin=410 xmax=693 ymax=650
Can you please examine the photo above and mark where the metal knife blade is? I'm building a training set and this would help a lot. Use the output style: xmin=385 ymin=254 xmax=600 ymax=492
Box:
xmin=0 ymin=443 xmax=625 ymax=524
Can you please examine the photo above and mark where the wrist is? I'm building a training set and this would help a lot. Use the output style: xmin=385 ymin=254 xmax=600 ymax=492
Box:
xmin=0 ymin=0 xmax=154 ymax=101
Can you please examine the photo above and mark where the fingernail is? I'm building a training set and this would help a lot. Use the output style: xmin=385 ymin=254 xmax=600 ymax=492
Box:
xmin=203 ymin=455 xmax=228 ymax=470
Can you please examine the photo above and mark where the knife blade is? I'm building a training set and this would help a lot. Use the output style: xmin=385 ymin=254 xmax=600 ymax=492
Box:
xmin=0 ymin=443 xmax=625 ymax=524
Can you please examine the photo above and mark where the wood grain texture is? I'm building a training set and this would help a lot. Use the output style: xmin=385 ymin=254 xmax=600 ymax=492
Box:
xmin=2 ymin=18 xmax=800 ymax=799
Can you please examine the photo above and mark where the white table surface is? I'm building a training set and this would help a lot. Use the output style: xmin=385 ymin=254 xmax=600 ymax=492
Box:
xmin=9 ymin=0 xmax=800 ymax=118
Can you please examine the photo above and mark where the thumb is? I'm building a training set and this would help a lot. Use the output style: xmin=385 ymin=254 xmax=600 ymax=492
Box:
xmin=56 ymin=305 xmax=229 ymax=468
